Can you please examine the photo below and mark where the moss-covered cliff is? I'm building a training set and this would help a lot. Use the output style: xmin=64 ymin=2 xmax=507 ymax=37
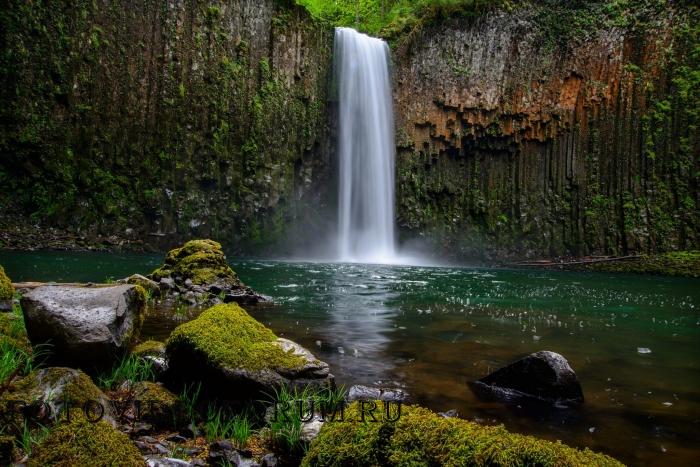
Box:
xmin=393 ymin=0 xmax=699 ymax=260
xmin=1 ymin=0 xmax=697 ymax=261
xmin=0 ymin=0 xmax=333 ymax=253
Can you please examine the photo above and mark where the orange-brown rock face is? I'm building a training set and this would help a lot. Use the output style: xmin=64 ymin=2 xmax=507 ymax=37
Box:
xmin=393 ymin=7 xmax=698 ymax=260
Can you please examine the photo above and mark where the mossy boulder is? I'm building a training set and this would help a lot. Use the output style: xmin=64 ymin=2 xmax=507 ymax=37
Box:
xmin=20 ymin=284 xmax=146 ymax=371
xmin=302 ymin=403 xmax=623 ymax=466
xmin=0 ymin=265 xmax=14 ymax=311
xmin=130 ymin=381 xmax=185 ymax=429
xmin=0 ymin=367 xmax=115 ymax=435
xmin=149 ymin=239 xmax=266 ymax=306
xmin=28 ymin=412 xmax=144 ymax=467
xmin=166 ymin=304 xmax=331 ymax=398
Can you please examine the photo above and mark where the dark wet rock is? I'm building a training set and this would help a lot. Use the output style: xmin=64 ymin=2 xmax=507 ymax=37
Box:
xmin=20 ymin=284 xmax=146 ymax=370
xmin=471 ymin=351 xmax=584 ymax=405
xmin=207 ymin=440 xmax=259 ymax=466
xmin=166 ymin=434 xmax=188 ymax=444
xmin=149 ymin=239 xmax=267 ymax=308
xmin=0 ymin=435 xmax=15 ymax=464
xmin=347 ymin=385 xmax=408 ymax=402
xmin=166 ymin=304 xmax=332 ymax=399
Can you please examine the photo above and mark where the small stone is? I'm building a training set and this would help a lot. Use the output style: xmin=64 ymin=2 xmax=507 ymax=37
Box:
xmin=439 ymin=409 xmax=459 ymax=418
xmin=261 ymin=453 xmax=278 ymax=467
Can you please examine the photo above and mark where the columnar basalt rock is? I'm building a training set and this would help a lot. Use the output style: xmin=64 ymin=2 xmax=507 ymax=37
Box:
xmin=393 ymin=6 xmax=699 ymax=261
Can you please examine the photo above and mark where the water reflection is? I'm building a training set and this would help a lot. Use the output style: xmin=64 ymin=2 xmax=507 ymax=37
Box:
xmin=316 ymin=263 xmax=401 ymax=383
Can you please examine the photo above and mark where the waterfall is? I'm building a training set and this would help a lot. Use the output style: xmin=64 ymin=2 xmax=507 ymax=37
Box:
xmin=334 ymin=27 xmax=397 ymax=264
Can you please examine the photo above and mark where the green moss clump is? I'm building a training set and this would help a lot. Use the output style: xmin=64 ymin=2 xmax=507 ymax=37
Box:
xmin=131 ymin=340 xmax=165 ymax=357
xmin=586 ymin=251 xmax=700 ymax=277
xmin=3 ymin=367 xmax=105 ymax=407
xmin=150 ymin=239 xmax=240 ymax=286
xmin=28 ymin=412 xmax=144 ymax=467
xmin=131 ymin=381 xmax=184 ymax=428
xmin=0 ymin=265 xmax=14 ymax=301
xmin=0 ymin=307 xmax=31 ymax=354
xmin=166 ymin=303 xmax=305 ymax=371
xmin=0 ymin=368 xmax=108 ymax=437
xmin=303 ymin=403 xmax=623 ymax=467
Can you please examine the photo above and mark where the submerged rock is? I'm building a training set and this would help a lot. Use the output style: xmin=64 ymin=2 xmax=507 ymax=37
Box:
xmin=166 ymin=303 xmax=332 ymax=399
xmin=471 ymin=350 xmax=584 ymax=406
xmin=149 ymin=239 xmax=267 ymax=307
xmin=20 ymin=284 xmax=146 ymax=370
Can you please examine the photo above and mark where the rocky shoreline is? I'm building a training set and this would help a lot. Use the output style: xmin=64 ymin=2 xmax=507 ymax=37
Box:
xmin=0 ymin=239 xmax=626 ymax=466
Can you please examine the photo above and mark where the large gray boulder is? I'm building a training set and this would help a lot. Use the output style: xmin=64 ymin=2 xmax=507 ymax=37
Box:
xmin=471 ymin=351 xmax=584 ymax=406
xmin=20 ymin=284 xmax=146 ymax=370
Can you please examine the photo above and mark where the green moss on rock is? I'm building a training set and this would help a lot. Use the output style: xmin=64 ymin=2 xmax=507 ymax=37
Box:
xmin=151 ymin=239 xmax=240 ymax=286
xmin=586 ymin=251 xmax=700 ymax=277
xmin=28 ymin=412 xmax=144 ymax=467
xmin=131 ymin=340 xmax=165 ymax=358
xmin=0 ymin=367 xmax=111 ymax=436
xmin=0 ymin=307 xmax=31 ymax=354
xmin=303 ymin=403 xmax=623 ymax=467
xmin=131 ymin=381 xmax=184 ymax=428
xmin=0 ymin=265 xmax=14 ymax=301
xmin=166 ymin=303 xmax=305 ymax=372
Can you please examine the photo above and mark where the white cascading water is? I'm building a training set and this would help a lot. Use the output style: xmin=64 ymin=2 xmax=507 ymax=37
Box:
xmin=335 ymin=27 xmax=397 ymax=264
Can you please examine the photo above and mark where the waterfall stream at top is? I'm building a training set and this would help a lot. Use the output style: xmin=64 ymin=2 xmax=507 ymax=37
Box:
xmin=334 ymin=27 xmax=397 ymax=264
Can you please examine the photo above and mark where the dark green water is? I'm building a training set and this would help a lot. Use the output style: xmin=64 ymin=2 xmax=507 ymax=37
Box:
xmin=1 ymin=250 xmax=699 ymax=465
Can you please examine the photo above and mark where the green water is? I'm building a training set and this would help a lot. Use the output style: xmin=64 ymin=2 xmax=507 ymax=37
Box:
xmin=1 ymin=250 xmax=699 ymax=465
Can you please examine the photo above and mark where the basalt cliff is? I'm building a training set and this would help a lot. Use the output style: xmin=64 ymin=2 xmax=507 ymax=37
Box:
xmin=0 ymin=1 xmax=697 ymax=260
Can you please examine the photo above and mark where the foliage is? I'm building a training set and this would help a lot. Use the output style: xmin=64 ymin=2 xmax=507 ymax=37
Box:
xmin=17 ymin=421 xmax=50 ymax=459
xmin=204 ymin=404 xmax=252 ymax=447
xmin=179 ymin=382 xmax=202 ymax=425
xmin=296 ymin=0 xmax=508 ymax=38
xmin=97 ymin=354 xmax=155 ymax=390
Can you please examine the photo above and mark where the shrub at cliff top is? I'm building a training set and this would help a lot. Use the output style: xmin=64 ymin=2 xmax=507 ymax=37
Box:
xmin=151 ymin=239 xmax=240 ymax=286
xmin=303 ymin=403 xmax=623 ymax=466
xmin=28 ymin=412 xmax=144 ymax=466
